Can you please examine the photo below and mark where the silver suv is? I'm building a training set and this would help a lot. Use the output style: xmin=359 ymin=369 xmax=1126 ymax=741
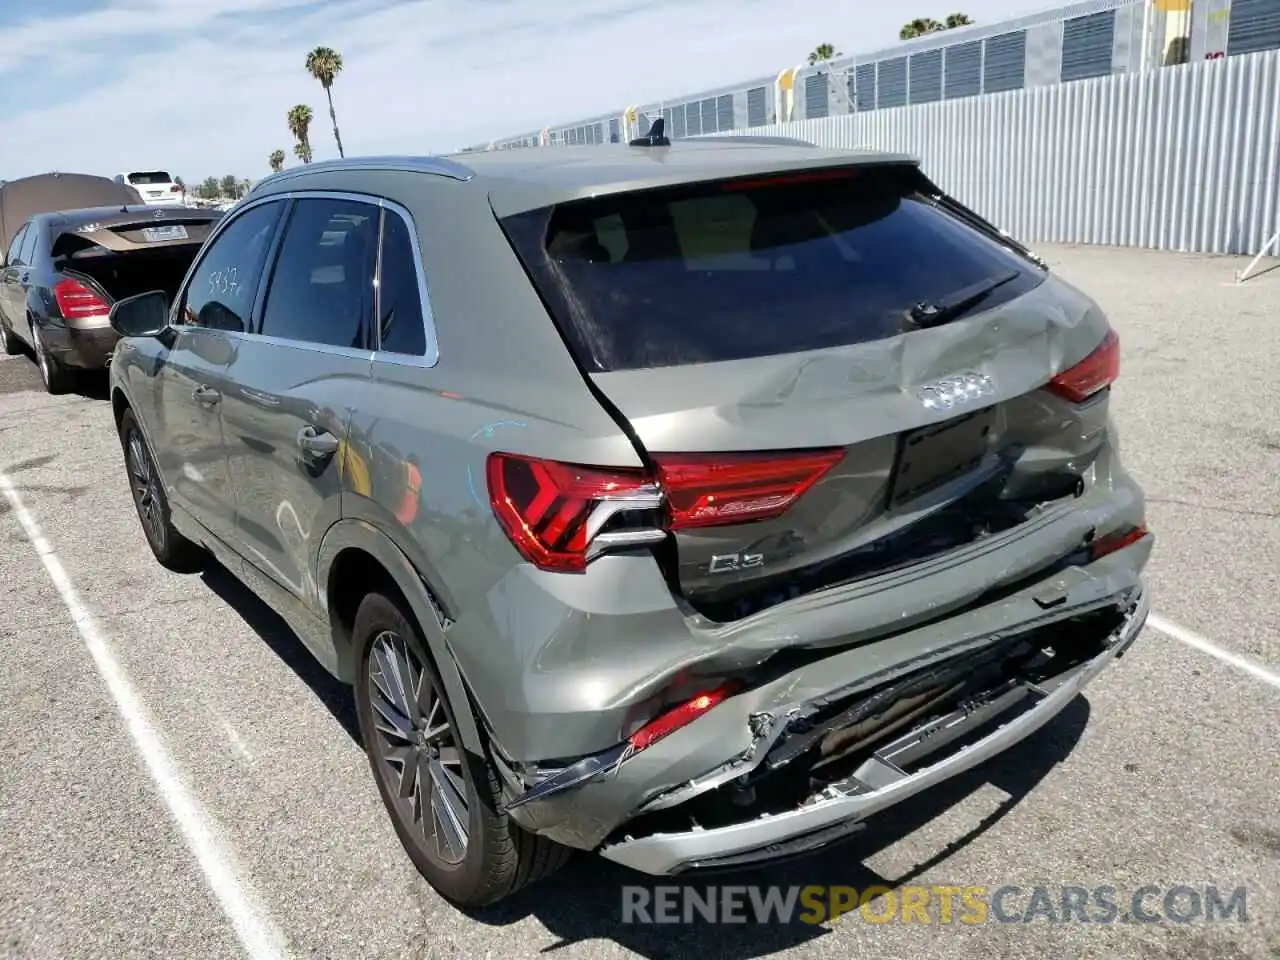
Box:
xmin=108 ymin=138 xmax=1151 ymax=908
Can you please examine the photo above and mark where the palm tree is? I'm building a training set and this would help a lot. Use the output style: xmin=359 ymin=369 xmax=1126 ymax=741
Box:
xmin=268 ymin=150 xmax=286 ymax=173
xmin=305 ymin=46 xmax=345 ymax=158
xmin=808 ymin=43 xmax=841 ymax=66
xmin=945 ymin=12 xmax=974 ymax=29
xmin=900 ymin=17 xmax=945 ymax=40
xmin=287 ymin=104 xmax=314 ymax=164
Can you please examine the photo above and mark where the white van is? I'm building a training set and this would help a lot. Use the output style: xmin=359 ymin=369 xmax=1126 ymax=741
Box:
xmin=114 ymin=170 xmax=185 ymax=206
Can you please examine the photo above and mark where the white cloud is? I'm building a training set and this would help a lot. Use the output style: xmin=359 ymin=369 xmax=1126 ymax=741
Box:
xmin=0 ymin=0 xmax=1049 ymax=182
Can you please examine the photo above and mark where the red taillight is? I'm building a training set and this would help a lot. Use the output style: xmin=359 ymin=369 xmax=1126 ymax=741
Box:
xmin=53 ymin=279 xmax=110 ymax=320
xmin=1048 ymin=328 xmax=1120 ymax=402
xmin=1090 ymin=524 xmax=1148 ymax=561
xmin=652 ymin=449 xmax=845 ymax=529
xmin=628 ymin=682 xmax=741 ymax=751
xmin=486 ymin=453 xmax=659 ymax=572
xmin=170 ymin=184 xmax=182 ymax=192
xmin=486 ymin=448 xmax=843 ymax=572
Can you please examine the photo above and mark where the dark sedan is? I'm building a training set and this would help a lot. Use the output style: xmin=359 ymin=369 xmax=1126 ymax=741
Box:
xmin=0 ymin=205 xmax=222 ymax=392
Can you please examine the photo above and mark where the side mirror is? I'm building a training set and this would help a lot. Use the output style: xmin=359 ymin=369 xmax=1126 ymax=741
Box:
xmin=109 ymin=290 xmax=169 ymax=338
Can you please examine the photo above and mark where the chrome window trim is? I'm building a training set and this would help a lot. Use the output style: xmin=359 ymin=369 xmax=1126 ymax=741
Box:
xmin=170 ymin=189 xmax=440 ymax=367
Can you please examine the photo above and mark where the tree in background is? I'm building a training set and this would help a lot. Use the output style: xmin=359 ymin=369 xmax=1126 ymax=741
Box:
xmin=288 ymin=104 xmax=315 ymax=164
xmin=199 ymin=176 xmax=220 ymax=200
xmin=305 ymin=46 xmax=345 ymax=158
xmin=269 ymin=149 xmax=286 ymax=173
xmin=900 ymin=13 xmax=973 ymax=39
xmin=220 ymin=175 xmax=239 ymax=198
xmin=808 ymin=43 xmax=841 ymax=65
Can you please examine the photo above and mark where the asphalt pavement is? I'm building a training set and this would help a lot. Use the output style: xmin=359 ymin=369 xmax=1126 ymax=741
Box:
xmin=1 ymin=245 xmax=1278 ymax=960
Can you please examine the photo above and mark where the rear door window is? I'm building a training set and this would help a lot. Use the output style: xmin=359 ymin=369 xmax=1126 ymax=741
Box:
xmin=19 ymin=225 xmax=40 ymax=266
xmin=501 ymin=164 xmax=1045 ymax=371
xmin=258 ymin=196 xmax=378 ymax=350
xmin=6 ymin=224 xmax=29 ymax=266
xmin=374 ymin=209 xmax=427 ymax=356
xmin=178 ymin=200 xmax=284 ymax=332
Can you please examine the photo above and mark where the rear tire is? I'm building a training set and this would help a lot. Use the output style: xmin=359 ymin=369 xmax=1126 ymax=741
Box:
xmin=0 ymin=318 xmax=20 ymax=356
xmin=32 ymin=327 xmax=69 ymax=394
xmin=118 ymin=408 xmax=206 ymax=573
xmin=352 ymin=591 xmax=571 ymax=907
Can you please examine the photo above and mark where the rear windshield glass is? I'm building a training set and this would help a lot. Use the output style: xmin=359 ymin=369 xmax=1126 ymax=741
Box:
xmin=127 ymin=171 xmax=172 ymax=185
xmin=500 ymin=164 xmax=1045 ymax=372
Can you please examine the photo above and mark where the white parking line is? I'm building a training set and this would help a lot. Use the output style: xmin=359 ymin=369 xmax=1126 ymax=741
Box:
xmin=0 ymin=472 xmax=291 ymax=960
xmin=1148 ymin=612 xmax=1280 ymax=691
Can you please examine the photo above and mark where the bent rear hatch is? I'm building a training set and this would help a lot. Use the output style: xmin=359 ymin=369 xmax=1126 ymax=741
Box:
xmin=497 ymin=162 xmax=1120 ymax=621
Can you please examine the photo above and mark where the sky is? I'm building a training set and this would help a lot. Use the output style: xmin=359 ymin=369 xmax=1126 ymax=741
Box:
xmin=0 ymin=0 xmax=1053 ymax=184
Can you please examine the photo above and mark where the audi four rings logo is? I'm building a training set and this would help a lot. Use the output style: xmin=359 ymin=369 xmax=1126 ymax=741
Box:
xmin=917 ymin=373 xmax=995 ymax=411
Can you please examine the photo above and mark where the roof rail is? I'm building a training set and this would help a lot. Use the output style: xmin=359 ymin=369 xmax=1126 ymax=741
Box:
xmin=249 ymin=155 xmax=473 ymax=194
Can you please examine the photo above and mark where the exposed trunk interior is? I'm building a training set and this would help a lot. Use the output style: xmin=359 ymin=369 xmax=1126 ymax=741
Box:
xmin=606 ymin=603 xmax=1127 ymax=850
xmin=58 ymin=246 xmax=198 ymax=303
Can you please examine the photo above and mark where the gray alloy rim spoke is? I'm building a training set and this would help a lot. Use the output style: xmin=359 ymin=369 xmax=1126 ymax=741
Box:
xmin=429 ymin=759 xmax=469 ymax=862
xmin=368 ymin=630 xmax=469 ymax=865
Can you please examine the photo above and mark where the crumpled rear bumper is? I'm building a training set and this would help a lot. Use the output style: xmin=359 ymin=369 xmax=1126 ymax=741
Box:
xmin=601 ymin=587 xmax=1148 ymax=875
xmin=496 ymin=539 xmax=1151 ymax=868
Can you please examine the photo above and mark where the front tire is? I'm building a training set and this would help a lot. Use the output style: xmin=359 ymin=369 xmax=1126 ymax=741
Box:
xmin=352 ymin=591 xmax=570 ymax=907
xmin=118 ymin=408 xmax=205 ymax=573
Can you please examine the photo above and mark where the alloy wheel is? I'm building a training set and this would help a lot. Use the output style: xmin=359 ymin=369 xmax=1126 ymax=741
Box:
xmin=367 ymin=631 xmax=470 ymax=866
xmin=126 ymin=429 xmax=166 ymax=551
xmin=33 ymin=331 xmax=51 ymax=385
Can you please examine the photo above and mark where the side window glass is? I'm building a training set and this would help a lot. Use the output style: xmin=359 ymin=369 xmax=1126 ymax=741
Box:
xmin=7 ymin=225 xmax=29 ymax=266
xmin=259 ymin=197 xmax=377 ymax=349
xmin=375 ymin=210 xmax=427 ymax=356
xmin=180 ymin=201 xmax=283 ymax=332
xmin=20 ymin=226 xmax=40 ymax=266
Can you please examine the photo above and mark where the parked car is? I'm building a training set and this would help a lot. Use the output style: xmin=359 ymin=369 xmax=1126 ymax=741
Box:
xmin=114 ymin=170 xmax=185 ymax=207
xmin=107 ymin=140 xmax=1151 ymax=908
xmin=0 ymin=204 xmax=222 ymax=392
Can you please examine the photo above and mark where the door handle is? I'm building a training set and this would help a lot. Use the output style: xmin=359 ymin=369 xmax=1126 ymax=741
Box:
xmin=192 ymin=384 xmax=221 ymax=406
xmin=297 ymin=425 xmax=340 ymax=459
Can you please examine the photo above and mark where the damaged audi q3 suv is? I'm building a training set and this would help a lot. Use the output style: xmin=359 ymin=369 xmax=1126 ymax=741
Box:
xmin=108 ymin=126 xmax=1150 ymax=908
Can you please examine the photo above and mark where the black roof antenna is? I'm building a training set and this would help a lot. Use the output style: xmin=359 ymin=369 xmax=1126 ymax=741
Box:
xmin=629 ymin=117 xmax=670 ymax=148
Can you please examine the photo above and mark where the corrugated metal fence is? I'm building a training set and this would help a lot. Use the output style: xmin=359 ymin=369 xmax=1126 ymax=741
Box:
xmin=729 ymin=49 xmax=1280 ymax=255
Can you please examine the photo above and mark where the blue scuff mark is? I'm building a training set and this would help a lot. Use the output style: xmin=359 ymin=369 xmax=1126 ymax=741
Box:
xmin=467 ymin=420 xmax=527 ymax=507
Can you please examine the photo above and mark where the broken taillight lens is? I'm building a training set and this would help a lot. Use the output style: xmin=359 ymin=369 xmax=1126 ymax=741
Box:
xmin=628 ymin=682 xmax=741 ymax=751
xmin=1047 ymin=328 xmax=1120 ymax=402
xmin=53 ymin=278 xmax=110 ymax=320
xmin=486 ymin=447 xmax=844 ymax=572
xmin=1090 ymin=523 xmax=1149 ymax=561
xmin=652 ymin=449 xmax=845 ymax=529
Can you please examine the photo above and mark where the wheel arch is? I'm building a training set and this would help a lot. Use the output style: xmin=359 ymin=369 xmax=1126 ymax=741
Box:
xmin=318 ymin=518 xmax=483 ymax=753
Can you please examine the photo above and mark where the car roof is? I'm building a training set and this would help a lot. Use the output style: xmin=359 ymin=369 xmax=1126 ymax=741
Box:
xmin=251 ymin=138 xmax=920 ymax=217
xmin=0 ymin=173 xmax=144 ymax=250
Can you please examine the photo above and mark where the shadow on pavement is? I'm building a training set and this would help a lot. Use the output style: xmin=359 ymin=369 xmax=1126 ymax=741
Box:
xmin=198 ymin=559 xmax=363 ymax=746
